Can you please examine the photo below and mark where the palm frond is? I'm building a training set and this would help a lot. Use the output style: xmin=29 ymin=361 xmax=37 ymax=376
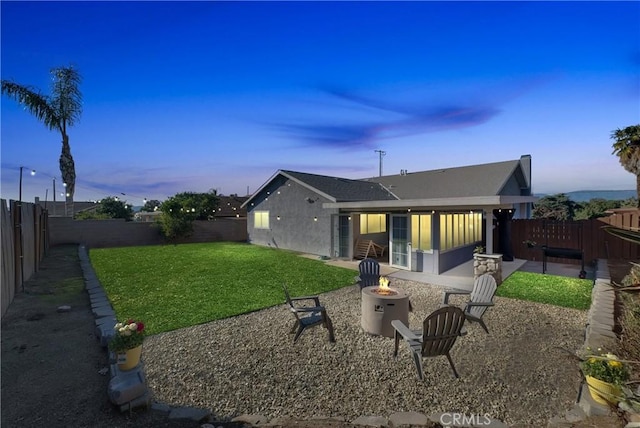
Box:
xmin=50 ymin=66 xmax=82 ymax=128
xmin=1 ymin=81 xmax=60 ymax=131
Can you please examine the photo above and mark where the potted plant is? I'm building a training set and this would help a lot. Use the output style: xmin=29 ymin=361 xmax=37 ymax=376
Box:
xmin=473 ymin=245 xmax=485 ymax=254
xmin=109 ymin=319 xmax=145 ymax=371
xmin=523 ymin=239 xmax=537 ymax=249
xmin=580 ymin=348 xmax=630 ymax=405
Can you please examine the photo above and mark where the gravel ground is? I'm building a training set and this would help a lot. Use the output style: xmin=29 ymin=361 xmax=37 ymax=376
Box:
xmin=143 ymin=280 xmax=587 ymax=427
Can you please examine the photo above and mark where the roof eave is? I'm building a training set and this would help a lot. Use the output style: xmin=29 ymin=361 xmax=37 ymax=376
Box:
xmin=241 ymin=170 xmax=339 ymax=208
xmin=241 ymin=170 xmax=283 ymax=208
xmin=323 ymin=195 xmax=538 ymax=210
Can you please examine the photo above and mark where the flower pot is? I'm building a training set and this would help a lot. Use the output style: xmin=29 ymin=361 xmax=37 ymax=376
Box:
xmin=116 ymin=345 xmax=142 ymax=371
xmin=585 ymin=375 xmax=622 ymax=405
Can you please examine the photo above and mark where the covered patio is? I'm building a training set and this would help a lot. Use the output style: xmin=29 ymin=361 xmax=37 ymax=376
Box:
xmin=326 ymin=256 xmax=593 ymax=290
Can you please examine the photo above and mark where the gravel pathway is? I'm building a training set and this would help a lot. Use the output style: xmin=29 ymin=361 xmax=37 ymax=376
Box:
xmin=142 ymin=280 xmax=587 ymax=426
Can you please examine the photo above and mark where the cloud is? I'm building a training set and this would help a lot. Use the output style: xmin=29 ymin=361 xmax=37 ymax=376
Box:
xmin=276 ymin=122 xmax=381 ymax=150
xmin=276 ymin=86 xmax=502 ymax=149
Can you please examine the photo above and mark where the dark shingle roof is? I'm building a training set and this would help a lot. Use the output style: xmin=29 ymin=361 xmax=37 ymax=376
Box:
xmin=281 ymin=170 xmax=397 ymax=202
xmin=363 ymin=159 xmax=524 ymax=199
xmin=216 ymin=195 xmax=249 ymax=217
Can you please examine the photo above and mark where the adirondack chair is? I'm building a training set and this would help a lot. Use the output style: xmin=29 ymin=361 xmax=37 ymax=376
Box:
xmin=358 ymin=258 xmax=380 ymax=289
xmin=391 ymin=306 xmax=466 ymax=380
xmin=354 ymin=239 xmax=377 ymax=259
xmin=282 ymin=284 xmax=335 ymax=343
xmin=371 ymin=241 xmax=388 ymax=258
xmin=354 ymin=239 xmax=388 ymax=260
xmin=441 ymin=273 xmax=497 ymax=334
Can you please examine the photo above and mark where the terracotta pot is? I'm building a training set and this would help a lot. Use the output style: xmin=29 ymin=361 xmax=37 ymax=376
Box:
xmin=585 ymin=375 xmax=622 ymax=405
xmin=116 ymin=345 xmax=142 ymax=371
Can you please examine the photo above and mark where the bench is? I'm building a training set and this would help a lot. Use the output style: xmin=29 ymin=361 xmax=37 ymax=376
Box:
xmin=542 ymin=246 xmax=586 ymax=278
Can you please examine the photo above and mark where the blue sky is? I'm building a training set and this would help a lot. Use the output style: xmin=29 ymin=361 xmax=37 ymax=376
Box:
xmin=2 ymin=1 xmax=639 ymax=205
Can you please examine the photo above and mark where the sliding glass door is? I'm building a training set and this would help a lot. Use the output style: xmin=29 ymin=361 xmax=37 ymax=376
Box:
xmin=390 ymin=215 xmax=410 ymax=269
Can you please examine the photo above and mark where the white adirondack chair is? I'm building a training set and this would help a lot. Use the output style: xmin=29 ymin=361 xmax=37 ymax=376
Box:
xmin=441 ymin=274 xmax=497 ymax=334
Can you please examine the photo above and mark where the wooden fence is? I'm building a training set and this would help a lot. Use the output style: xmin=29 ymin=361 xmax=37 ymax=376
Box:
xmin=506 ymin=210 xmax=640 ymax=265
xmin=1 ymin=199 xmax=49 ymax=317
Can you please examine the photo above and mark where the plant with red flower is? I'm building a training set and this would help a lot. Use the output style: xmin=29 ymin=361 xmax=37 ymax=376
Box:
xmin=108 ymin=319 xmax=145 ymax=353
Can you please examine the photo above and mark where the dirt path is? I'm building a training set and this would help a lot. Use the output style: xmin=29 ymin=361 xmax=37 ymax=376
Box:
xmin=1 ymin=245 xmax=198 ymax=428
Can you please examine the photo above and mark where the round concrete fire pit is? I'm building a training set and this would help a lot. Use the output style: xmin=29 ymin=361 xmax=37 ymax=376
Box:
xmin=361 ymin=286 xmax=410 ymax=338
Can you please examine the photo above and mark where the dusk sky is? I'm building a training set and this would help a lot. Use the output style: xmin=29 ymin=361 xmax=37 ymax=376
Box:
xmin=1 ymin=1 xmax=639 ymax=206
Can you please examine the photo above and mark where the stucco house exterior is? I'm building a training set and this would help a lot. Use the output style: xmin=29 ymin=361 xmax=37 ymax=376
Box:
xmin=242 ymin=155 xmax=537 ymax=274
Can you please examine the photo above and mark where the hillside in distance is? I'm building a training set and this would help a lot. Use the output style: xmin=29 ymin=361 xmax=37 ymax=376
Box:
xmin=535 ymin=190 xmax=636 ymax=202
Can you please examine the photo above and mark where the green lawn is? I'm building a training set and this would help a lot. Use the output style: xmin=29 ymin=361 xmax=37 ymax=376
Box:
xmin=90 ymin=242 xmax=592 ymax=335
xmin=497 ymin=271 xmax=592 ymax=310
xmin=89 ymin=242 xmax=357 ymax=335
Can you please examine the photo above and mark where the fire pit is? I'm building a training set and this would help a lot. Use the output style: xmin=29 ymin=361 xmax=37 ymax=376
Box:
xmin=361 ymin=277 xmax=410 ymax=338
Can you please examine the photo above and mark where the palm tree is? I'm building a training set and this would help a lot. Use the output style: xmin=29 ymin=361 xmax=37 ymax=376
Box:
xmin=1 ymin=66 xmax=82 ymax=216
xmin=611 ymin=124 xmax=640 ymax=207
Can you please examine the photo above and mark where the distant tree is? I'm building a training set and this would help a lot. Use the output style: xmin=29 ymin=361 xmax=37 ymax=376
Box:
xmin=156 ymin=190 xmax=220 ymax=241
xmin=1 ymin=66 xmax=82 ymax=216
xmin=611 ymin=124 xmax=640 ymax=207
xmin=532 ymin=193 xmax=578 ymax=220
xmin=75 ymin=210 xmax=110 ymax=220
xmin=574 ymin=198 xmax=622 ymax=220
xmin=96 ymin=196 xmax=133 ymax=221
xmin=141 ymin=199 xmax=162 ymax=212
xmin=164 ymin=190 xmax=219 ymax=220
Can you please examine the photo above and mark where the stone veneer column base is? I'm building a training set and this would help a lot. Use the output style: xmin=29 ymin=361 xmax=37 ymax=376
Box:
xmin=473 ymin=253 xmax=503 ymax=285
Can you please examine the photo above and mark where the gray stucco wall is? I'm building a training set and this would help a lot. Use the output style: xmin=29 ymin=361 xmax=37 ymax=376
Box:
xmin=246 ymin=176 xmax=338 ymax=257
xmin=500 ymin=174 xmax=524 ymax=195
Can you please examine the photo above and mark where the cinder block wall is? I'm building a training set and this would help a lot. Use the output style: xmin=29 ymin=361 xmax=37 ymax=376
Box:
xmin=49 ymin=217 xmax=247 ymax=248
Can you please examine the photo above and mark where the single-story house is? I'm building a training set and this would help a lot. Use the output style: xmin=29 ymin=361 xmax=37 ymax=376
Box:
xmin=215 ymin=194 xmax=249 ymax=218
xmin=241 ymin=155 xmax=537 ymax=274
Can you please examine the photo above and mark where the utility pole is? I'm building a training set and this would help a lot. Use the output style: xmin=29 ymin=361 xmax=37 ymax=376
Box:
xmin=53 ymin=178 xmax=57 ymax=216
xmin=374 ymin=150 xmax=386 ymax=177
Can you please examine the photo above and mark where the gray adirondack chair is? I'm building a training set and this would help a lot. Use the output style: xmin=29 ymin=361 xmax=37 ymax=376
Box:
xmin=282 ymin=284 xmax=335 ymax=343
xmin=391 ymin=306 xmax=466 ymax=380
xmin=441 ymin=273 xmax=497 ymax=334
xmin=358 ymin=258 xmax=380 ymax=289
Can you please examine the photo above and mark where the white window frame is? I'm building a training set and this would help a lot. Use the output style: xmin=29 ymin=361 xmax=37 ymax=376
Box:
xmin=254 ymin=211 xmax=269 ymax=229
